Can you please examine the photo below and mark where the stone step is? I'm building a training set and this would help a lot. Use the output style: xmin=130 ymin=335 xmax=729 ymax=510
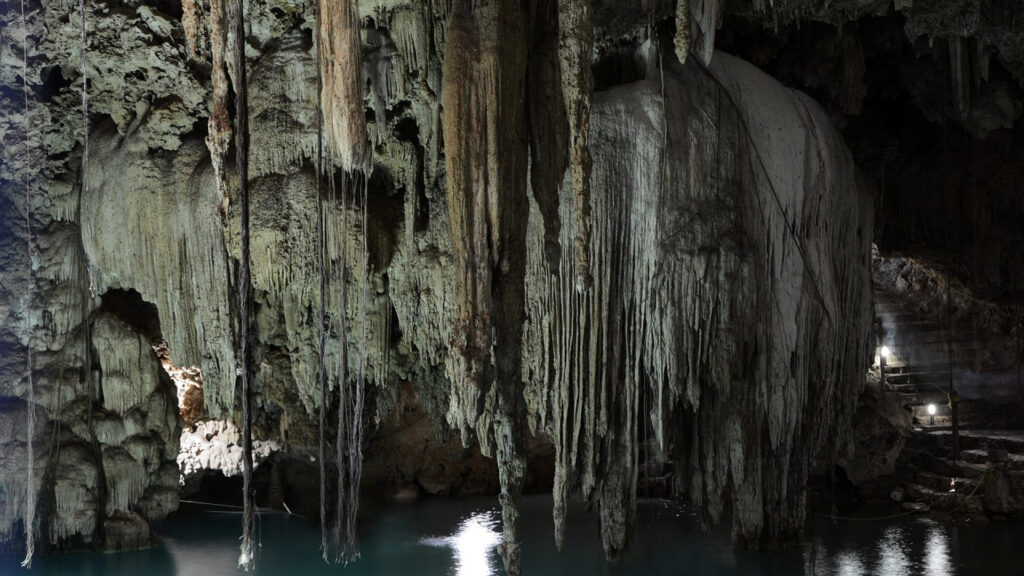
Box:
xmin=880 ymin=320 xmax=955 ymax=331
xmin=888 ymin=381 xmax=948 ymax=392
xmin=888 ymin=342 xmax=987 ymax=356
xmin=961 ymin=449 xmax=990 ymax=465
xmin=958 ymin=449 xmax=1024 ymax=469
xmin=889 ymin=363 xmax=961 ymax=374
xmin=927 ymin=430 xmax=1024 ymax=454
xmin=915 ymin=470 xmax=982 ymax=494
xmin=887 ymin=370 xmax=951 ymax=381
xmin=935 ymin=459 xmax=992 ymax=480
xmin=896 ymin=391 xmax=954 ymax=406
xmin=904 ymin=483 xmax=985 ymax=513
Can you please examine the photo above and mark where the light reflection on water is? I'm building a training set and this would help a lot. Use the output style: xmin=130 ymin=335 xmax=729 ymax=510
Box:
xmin=1 ymin=496 xmax=1019 ymax=575
xmin=806 ymin=510 xmax=1015 ymax=576
xmin=833 ymin=550 xmax=865 ymax=576
xmin=923 ymin=525 xmax=952 ymax=576
xmin=877 ymin=526 xmax=911 ymax=576
xmin=421 ymin=511 xmax=502 ymax=576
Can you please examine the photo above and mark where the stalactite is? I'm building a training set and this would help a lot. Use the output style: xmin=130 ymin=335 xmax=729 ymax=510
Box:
xmin=691 ymin=0 xmax=723 ymax=65
xmin=76 ymin=0 xmax=99 ymax=549
xmin=442 ymin=0 xmax=496 ymax=445
xmin=526 ymin=0 xmax=569 ymax=550
xmin=526 ymin=0 xmax=566 ymax=274
xmin=314 ymin=0 xmax=329 ymax=558
xmin=949 ymin=35 xmax=970 ymax=119
xmin=207 ymin=0 xmax=231 ymax=211
xmin=319 ymin=0 xmax=370 ymax=173
xmin=521 ymin=38 xmax=871 ymax=558
xmin=674 ymin=0 xmax=691 ymax=63
xmin=230 ymin=0 xmax=256 ymax=568
xmin=19 ymin=0 xmax=35 ymax=566
xmin=314 ymin=4 xmax=375 ymax=553
xmin=442 ymin=0 xmax=529 ymax=573
xmin=181 ymin=0 xmax=203 ymax=60
xmin=558 ymin=0 xmax=594 ymax=294
xmin=78 ymin=0 xmax=94 ymax=306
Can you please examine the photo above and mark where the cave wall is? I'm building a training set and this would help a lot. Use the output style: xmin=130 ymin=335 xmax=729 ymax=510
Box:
xmin=717 ymin=5 xmax=1024 ymax=383
xmin=1 ymin=0 xmax=872 ymax=560
xmin=718 ymin=6 xmax=1024 ymax=307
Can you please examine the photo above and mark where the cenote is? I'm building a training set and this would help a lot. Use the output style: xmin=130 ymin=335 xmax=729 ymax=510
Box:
xmin=3 ymin=0 xmax=1024 ymax=573
xmin=2 ymin=496 xmax=1020 ymax=576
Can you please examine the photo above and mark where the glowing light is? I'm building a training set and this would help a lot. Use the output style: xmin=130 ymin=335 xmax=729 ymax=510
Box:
xmin=421 ymin=511 xmax=502 ymax=576
xmin=880 ymin=346 xmax=891 ymax=360
xmin=927 ymin=404 xmax=937 ymax=416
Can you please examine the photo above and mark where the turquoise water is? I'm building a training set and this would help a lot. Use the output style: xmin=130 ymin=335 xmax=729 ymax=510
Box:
xmin=1 ymin=496 xmax=1019 ymax=575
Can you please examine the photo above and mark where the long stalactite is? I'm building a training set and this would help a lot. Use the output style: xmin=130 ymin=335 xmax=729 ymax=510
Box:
xmin=316 ymin=0 xmax=371 ymax=561
xmin=557 ymin=0 xmax=595 ymax=294
xmin=206 ymin=0 xmax=231 ymax=211
xmin=19 ymin=0 xmax=35 ymax=566
xmin=526 ymin=0 xmax=567 ymax=274
xmin=442 ymin=0 xmax=530 ymax=573
xmin=230 ymin=0 xmax=256 ymax=568
xmin=314 ymin=0 xmax=329 ymax=559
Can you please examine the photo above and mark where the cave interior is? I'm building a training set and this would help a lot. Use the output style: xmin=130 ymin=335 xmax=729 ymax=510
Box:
xmin=0 ymin=0 xmax=1023 ymax=574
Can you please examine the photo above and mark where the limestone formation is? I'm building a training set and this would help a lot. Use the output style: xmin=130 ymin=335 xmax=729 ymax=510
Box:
xmin=441 ymin=1 xmax=531 ymax=571
xmin=0 ymin=0 xmax=888 ymax=567
xmin=319 ymin=0 xmax=371 ymax=173
xmin=558 ymin=0 xmax=595 ymax=294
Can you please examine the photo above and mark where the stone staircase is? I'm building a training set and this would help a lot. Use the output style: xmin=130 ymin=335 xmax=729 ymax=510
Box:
xmin=898 ymin=429 xmax=1024 ymax=519
xmin=872 ymin=288 xmax=1024 ymax=519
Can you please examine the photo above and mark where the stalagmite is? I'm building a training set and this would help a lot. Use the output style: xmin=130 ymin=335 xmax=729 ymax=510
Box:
xmin=442 ymin=0 xmax=530 ymax=573
xmin=230 ymin=0 xmax=256 ymax=568
xmin=207 ymin=0 xmax=231 ymax=208
xmin=319 ymin=0 xmax=370 ymax=173
xmin=19 ymin=0 xmax=35 ymax=567
xmin=558 ymin=0 xmax=594 ymax=293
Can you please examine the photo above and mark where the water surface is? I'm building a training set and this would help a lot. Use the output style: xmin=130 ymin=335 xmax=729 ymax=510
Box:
xmin=1 ymin=496 xmax=1018 ymax=575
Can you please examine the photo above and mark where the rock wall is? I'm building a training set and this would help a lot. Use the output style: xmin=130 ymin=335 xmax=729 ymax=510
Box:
xmin=0 ymin=0 xmax=870 ymax=562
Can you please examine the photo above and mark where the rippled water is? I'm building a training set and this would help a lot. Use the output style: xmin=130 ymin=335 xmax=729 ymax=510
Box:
xmin=1 ymin=496 xmax=1018 ymax=575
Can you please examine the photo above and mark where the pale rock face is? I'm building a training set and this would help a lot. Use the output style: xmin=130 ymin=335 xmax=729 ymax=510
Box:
xmin=178 ymin=419 xmax=280 ymax=485
xmin=1 ymin=0 xmax=874 ymax=561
